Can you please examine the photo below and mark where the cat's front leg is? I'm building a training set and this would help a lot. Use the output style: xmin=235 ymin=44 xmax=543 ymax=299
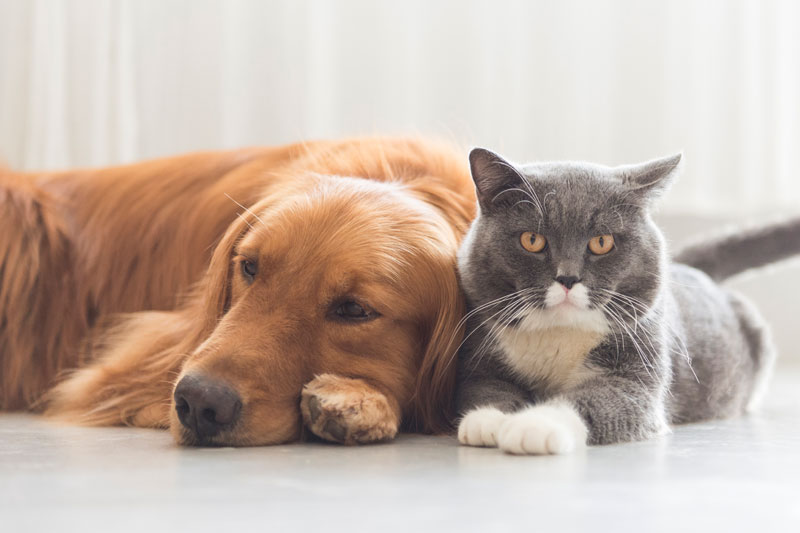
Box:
xmin=495 ymin=400 xmax=589 ymax=455
xmin=566 ymin=375 xmax=669 ymax=446
xmin=495 ymin=376 xmax=667 ymax=455
xmin=458 ymin=406 xmax=509 ymax=447
xmin=456 ymin=374 xmax=531 ymax=448
xmin=460 ymin=399 xmax=589 ymax=454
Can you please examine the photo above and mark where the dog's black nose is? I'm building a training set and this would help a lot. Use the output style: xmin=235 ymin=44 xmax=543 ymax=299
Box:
xmin=174 ymin=374 xmax=242 ymax=438
xmin=555 ymin=276 xmax=580 ymax=290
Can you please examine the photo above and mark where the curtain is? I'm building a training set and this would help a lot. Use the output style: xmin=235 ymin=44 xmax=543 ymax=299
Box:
xmin=1 ymin=0 xmax=798 ymax=215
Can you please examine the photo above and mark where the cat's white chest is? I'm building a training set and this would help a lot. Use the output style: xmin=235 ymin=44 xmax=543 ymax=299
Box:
xmin=495 ymin=325 xmax=605 ymax=391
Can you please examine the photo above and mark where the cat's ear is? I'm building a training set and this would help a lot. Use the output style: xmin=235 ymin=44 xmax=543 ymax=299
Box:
xmin=617 ymin=153 xmax=682 ymax=205
xmin=469 ymin=147 xmax=523 ymax=212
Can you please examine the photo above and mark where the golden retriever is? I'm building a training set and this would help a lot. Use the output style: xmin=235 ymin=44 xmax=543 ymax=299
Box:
xmin=0 ymin=138 xmax=475 ymax=446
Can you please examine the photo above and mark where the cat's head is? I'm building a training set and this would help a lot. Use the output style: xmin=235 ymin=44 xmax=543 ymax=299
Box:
xmin=458 ymin=147 xmax=682 ymax=333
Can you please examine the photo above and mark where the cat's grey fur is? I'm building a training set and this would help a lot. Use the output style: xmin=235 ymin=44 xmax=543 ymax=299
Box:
xmin=455 ymin=147 xmax=798 ymax=453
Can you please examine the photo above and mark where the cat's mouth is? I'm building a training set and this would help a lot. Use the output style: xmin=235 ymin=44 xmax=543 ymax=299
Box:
xmin=512 ymin=289 xmax=610 ymax=333
xmin=544 ymin=281 xmax=591 ymax=311
xmin=552 ymin=300 xmax=581 ymax=310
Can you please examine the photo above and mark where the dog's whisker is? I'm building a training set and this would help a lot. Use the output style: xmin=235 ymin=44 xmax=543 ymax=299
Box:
xmin=224 ymin=193 xmax=266 ymax=228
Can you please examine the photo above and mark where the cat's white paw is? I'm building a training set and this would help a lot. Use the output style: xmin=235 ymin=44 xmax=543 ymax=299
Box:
xmin=458 ymin=407 xmax=508 ymax=447
xmin=497 ymin=401 xmax=588 ymax=455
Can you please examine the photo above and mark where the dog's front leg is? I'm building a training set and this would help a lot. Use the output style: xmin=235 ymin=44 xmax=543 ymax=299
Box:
xmin=300 ymin=374 xmax=400 ymax=444
xmin=44 ymin=311 xmax=188 ymax=429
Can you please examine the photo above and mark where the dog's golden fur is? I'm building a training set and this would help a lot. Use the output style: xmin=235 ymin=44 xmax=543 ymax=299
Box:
xmin=0 ymin=138 xmax=475 ymax=445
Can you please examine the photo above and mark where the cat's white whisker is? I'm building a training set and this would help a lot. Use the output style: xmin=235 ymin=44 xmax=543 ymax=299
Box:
xmin=458 ymin=292 xmax=534 ymax=360
xmin=441 ymin=289 xmax=537 ymax=374
xmin=602 ymin=303 xmax=658 ymax=381
xmin=598 ymin=288 xmax=697 ymax=382
xmin=466 ymin=298 xmax=532 ymax=375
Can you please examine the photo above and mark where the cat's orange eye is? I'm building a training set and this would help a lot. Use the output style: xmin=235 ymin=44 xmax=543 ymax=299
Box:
xmin=588 ymin=234 xmax=615 ymax=255
xmin=520 ymin=231 xmax=547 ymax=253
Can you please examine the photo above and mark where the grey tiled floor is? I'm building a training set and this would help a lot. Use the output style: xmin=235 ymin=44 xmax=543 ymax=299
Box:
xmin=2 ymin=370 xmax=799 ymax=533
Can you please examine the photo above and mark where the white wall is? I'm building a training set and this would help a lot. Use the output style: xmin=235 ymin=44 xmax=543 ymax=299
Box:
xmin=2 ymin=0 xmax=799 ymax=216
xmin=1 ymin=0 xmax=798 ymax=364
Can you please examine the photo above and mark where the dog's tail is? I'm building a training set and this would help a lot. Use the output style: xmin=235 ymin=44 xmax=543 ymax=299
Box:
xmin=673 ymin=216 xmax=800 ymax=282
xmin=0 ymin=170 xmax=87 ymax=410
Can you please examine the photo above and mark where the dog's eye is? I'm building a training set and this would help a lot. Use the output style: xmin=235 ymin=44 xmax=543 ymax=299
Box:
xmin=333 ymin=301 xmax=376 ymax=322
xmin=241 ymin=259 xmax=258 ymax=281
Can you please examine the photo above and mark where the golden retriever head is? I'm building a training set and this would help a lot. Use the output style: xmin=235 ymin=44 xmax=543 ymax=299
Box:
xmin=171 ymin=176 xmax=463 ymax=445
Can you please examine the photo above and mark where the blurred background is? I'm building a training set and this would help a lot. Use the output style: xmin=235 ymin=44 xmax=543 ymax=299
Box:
xmin=1 ymin=0 xmax=798 ymax=365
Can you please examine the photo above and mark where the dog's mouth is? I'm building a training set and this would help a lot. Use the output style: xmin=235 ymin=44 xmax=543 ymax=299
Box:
xmin=174 ymin=425 xmax=238 ymax=447
xmin=171 ymin=418 xmax=303 ymax=447
xmin=169 ymin=394 xmax=303 ymax=447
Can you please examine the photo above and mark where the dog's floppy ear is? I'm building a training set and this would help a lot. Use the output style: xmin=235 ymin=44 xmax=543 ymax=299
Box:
xmin=409 ymin=252 xmax=465 ymax=434
xmin=197 ymin=202 xmax=263 ymax=329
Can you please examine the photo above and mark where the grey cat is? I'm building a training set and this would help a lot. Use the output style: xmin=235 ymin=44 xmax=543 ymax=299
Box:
xmin=455 ymin=147 xmax=800 ymax=455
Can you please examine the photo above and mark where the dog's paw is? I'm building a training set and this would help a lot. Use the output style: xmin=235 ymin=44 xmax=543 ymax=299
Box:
xmin=457 ymin=407 xmax=508 ymax=447
xmin=300 ymin=374 xmax=399 ymax=445
xmin=497 ymin=401 xmax=588 ymax=455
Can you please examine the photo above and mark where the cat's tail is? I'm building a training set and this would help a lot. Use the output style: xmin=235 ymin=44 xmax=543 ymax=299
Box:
xmin=673 ymin=216 xmax=800 ymax=282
